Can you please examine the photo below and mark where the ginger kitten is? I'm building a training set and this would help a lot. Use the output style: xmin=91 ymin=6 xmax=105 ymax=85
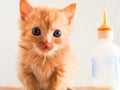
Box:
xmin=18 ymin=0 xmax=77 ymax=90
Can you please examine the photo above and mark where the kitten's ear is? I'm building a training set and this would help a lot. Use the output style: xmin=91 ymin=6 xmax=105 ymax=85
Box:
xmin=20 ymin=0 xmax=33 ymax=20
xmin=62 ymin=3 xmax=76 ymax=24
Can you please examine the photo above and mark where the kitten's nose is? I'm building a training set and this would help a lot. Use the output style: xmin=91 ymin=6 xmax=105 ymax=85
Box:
xmin=42 ymin=40 xmax=50 ymax=46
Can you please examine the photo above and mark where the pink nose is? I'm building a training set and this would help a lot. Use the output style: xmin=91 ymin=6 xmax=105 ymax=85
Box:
xmin=42 ymin=41 xmax=50 ymax=46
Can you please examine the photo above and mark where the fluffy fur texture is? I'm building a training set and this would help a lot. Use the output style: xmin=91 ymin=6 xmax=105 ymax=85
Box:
xmin=18 ymin=0 xmax=77 ymax=90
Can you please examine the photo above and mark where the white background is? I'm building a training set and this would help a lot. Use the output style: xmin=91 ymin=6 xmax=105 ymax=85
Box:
xmin=0 ymin=0 xmax=120 ymax=87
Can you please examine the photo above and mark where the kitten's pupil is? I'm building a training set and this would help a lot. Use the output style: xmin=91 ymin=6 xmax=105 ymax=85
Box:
xmin=32 ymin=27 xmax=41 ymax=36
xmin=53 ymin=30 xmax=61 ymax=38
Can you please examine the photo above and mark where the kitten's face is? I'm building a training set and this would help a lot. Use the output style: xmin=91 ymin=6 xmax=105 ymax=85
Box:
xmin=19 ymin=0 xmax=76 ymax=56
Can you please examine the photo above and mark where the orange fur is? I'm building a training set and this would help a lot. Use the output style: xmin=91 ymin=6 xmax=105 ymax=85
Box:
xmin=18 ymin=0 xmax=77 ymax=90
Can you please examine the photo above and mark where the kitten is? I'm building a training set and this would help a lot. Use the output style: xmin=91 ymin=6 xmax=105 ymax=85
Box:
xmin=18 ymin=0 xmax=77 ymax=90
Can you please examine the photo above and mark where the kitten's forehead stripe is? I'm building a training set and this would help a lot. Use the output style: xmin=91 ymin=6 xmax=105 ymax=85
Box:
xmin=35 ymin=7 xmax=65 ymax=31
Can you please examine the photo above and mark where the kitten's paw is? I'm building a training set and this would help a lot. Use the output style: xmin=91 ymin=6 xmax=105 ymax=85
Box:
xmin=67 ymin=87 xmax=72 ymax=90
xmin=40 ymin=88 xmax=46 ymax=90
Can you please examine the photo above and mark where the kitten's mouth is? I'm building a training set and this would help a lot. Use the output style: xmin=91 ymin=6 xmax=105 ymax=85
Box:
xmin=35 ymin=43 xmax=53 ymax=51
xmin=40 ymin=41 xmax=53 ymax=51
xmin=42 ymin=45 xmax=53 ymax=50
xmin=33 ymin=42 xmax=54 ymax=55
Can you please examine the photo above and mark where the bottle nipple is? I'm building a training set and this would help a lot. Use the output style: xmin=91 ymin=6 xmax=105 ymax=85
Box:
xmin=98 ymin=9 xmax=112 ymax=31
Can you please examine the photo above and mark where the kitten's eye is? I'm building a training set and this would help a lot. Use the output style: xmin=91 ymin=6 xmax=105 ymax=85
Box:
xmin=53 ymin=30 xmax=61 ymax=38
xmin=32 ymin=27 xmax=41 ymax=36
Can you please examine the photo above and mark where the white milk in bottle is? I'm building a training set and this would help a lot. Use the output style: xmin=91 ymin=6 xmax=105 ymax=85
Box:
xmin=91 ymin=10 xmax=120 ymax=90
